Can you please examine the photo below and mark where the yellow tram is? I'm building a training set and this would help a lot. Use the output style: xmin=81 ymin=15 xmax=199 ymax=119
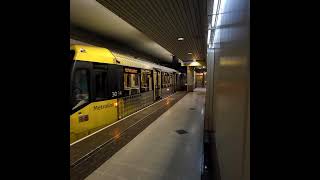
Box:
xmin=70 ymin=45 xmax=179 ymax=144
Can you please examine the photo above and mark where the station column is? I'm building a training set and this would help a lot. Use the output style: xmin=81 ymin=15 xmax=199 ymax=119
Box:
xmin=187 ymin=66 xmax=195 ymax=92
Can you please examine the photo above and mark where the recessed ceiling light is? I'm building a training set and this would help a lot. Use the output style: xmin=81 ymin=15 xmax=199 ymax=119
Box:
xmin=178 ymin=37 xmax=184 ymax=41
xmin=187 ymin=52 xmax=192 ymax=55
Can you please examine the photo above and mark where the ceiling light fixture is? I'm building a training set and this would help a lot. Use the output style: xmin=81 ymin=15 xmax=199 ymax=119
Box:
xmin=178 ymin=37 xmax=184 ymax=41
xmin=188 ymin=52 xmax=192 ymax=55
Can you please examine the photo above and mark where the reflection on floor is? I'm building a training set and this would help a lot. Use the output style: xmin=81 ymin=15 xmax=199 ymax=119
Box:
xmin=86 ymin=88 xmax=206 ymax=180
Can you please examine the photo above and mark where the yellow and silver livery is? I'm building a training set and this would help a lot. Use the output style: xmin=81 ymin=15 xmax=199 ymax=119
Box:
xmin=70 ymin=45 xmax=181 ymax=144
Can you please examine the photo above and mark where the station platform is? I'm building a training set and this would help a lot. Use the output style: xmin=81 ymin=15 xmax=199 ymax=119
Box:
xmin=71 ymin=88 xmax=206 ymax=180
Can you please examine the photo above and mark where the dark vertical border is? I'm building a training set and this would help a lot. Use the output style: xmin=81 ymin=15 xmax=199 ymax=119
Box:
xmin=2 ymin=0 xmax=70 ymax=179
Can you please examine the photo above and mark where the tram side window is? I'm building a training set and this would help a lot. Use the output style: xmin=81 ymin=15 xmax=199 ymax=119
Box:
xmin=95 ymin=71 xmax=108 ymax=100
xmin=124 ymin=72 xmax=140 ymax=96
xmin=167 ymin=74 xmax=169 ymax=87
xmin=162 ymin=74 xmax=164 ymax=88
xmin=132 ymin=74 xmax=139 ymax=87
xmin=107 ymin=66 xmax=123 ymax=98
xmin=124 ymin=73 xmax=139 ymax=88
xmin=124 ymin=73 xmax=129 ymax=88
xmin=141 ymin=72 xmax=147 ymax=93
xmin=141 ymin=70 xmax=152 ymax=93
xmin=162 ymin=73 xmax=169 ymax=88
xmin=71 ymin=69 xmax=89 ymax=110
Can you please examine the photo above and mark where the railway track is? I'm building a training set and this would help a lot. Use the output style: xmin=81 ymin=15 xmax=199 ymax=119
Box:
xmin=70 ymin=91 xmax=187 ymax=180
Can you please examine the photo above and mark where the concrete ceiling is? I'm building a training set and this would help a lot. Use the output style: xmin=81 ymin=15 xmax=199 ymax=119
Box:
xmin=70 ymin=0 xmax=173 ymax=63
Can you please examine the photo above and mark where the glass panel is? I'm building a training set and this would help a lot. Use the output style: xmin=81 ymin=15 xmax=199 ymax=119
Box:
xmin=71 ymin=69 xmax=89 ymax=110
xmin=124 ymin=73 xmax=128 ymax=89
xmin=148 ymin=75 xmax=152 ymax=90
xmin=95 ymin=71 xmax=107 ymax=100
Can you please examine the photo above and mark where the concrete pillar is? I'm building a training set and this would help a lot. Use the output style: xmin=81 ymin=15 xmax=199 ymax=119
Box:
xmin=187 ymin=66 xmax=195 ymax=92
xmin=204 ymin=0 xmax=250 ymax=175
xmin=204 ymin=49 xmax=215 ymax=133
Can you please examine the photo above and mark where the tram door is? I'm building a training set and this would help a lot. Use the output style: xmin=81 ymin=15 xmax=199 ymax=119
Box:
xmin=153 ymin=69 xmax=161 ymax=100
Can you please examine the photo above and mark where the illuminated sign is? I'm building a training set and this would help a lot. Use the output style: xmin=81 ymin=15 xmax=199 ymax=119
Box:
xmin=125 ymin=68 xmax=138 ymax=73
